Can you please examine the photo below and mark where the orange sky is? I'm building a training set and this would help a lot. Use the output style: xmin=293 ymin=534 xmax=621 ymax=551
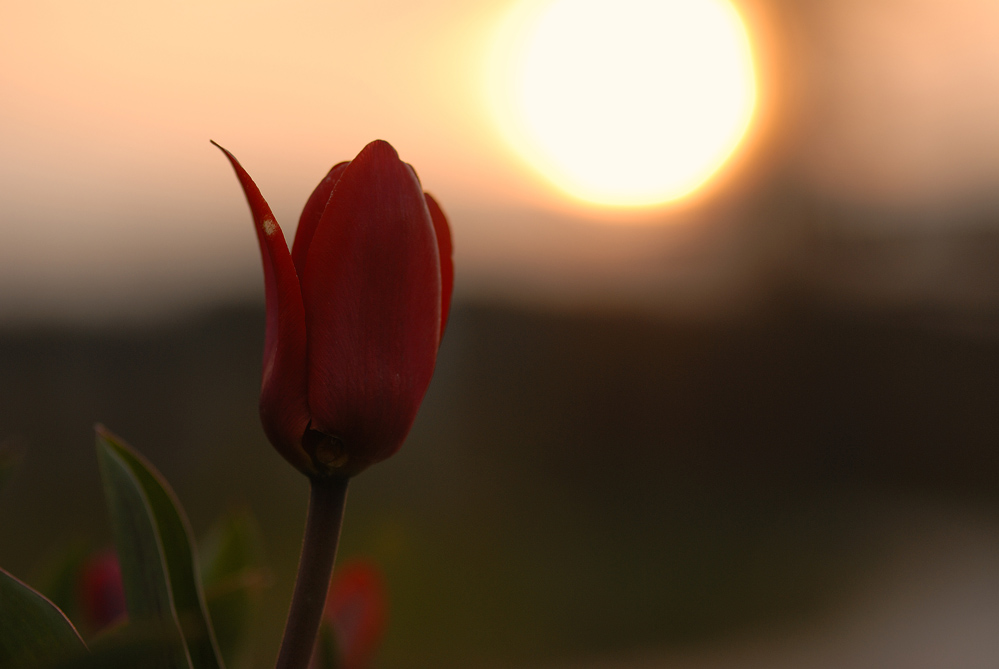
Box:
xmin=2 ymin=0 xmax=999 ymax=322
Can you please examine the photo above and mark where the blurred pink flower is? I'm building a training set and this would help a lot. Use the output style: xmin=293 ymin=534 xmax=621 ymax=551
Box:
xmin=313 ymin=560 xmax=388 ymax=669
xmin=77 ymin=549 xmax=126 ymax=630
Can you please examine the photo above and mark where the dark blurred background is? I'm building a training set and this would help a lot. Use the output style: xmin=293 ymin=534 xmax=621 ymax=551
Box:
xmin=4 ymin=0 xmax=999 ymax=667
xmin=3 ymin=279 xmax=999 ymax=667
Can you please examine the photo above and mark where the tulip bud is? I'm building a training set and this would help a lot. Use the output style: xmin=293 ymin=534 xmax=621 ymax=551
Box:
xmin=215 ymin=140 xmax=453 ymax=479
xmin=77 ymin=549 xmax=126 ymax=631
xmin=310 ymin=560 xmax=387 ymax=669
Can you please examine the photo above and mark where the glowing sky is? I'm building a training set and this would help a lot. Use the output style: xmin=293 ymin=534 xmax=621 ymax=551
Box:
xmin=491 ymin=0 xmax=757 ymax=207
xmin=2 ymin=0 xmax=999 ymax=321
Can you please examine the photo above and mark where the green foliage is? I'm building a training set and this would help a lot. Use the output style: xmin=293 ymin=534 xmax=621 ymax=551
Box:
xmin=4 ymin=428 xmax=267 ymax=667
xmin=96 ymin=426 xmax=224 ymax=669
xmin=0 ymin=567 xmax=86 ymax=667
xmin=28 ymin=542 xmax=90 ymax=631
xmin=199 ymin=510 xmax=267 ymax=668
xmin=47 ymin=624 xmax=186 ymax=669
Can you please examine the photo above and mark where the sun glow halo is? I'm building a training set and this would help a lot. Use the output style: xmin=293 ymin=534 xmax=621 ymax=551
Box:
xmin=492 ymin=0 xmax=757 ymax=208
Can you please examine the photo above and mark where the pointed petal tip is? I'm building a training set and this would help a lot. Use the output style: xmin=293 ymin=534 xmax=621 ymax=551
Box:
xmin=358 ymin=139 xmax=401 ymax=164
xmin=292 ymin=162 xmax=351 ymax=276
xmin=211 ymin=140 xmax=246 ymax=174
xmin=365 ymin=138 xmax=396 ymax=151
xmin=209 ymin=139 xmax=229 ymax=157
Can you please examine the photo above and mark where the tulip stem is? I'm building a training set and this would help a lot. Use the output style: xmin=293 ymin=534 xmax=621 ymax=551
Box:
xmin=274 ymin=477 xmax=350 ymax=669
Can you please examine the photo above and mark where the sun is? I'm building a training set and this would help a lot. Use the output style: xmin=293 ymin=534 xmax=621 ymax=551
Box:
xmin=490 ymin=0 xmax=758 ymax=208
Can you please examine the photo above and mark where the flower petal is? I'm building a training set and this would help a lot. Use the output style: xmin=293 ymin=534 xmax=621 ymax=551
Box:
xmin=213 ymin=142 xmax=313 ymax=474
xmin=301 ymin=140 xmax=441 ymax=474
xmin=324 ymin=561 xmax=387 ymax=669
xmin=424 ymin=193 xmax=453 ymax=337
xmin=292 ymin=162 xmax=349 ymax=278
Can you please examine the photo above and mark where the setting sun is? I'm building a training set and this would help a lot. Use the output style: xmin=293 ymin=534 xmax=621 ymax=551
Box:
xmin=491 ymin=0 xmax=757 ymax=208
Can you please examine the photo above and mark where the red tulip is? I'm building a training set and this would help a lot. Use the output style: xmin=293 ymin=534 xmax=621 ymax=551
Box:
xmin=311 ymin=561 xmax=387 ymax=669
xmin=77 ymin=549 xmax=126 ymax=631
xmin=215 ymin=140 xmax=453 ymax=479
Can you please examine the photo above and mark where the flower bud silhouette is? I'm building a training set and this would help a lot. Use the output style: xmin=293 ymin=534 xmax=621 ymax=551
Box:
xmin=310 ymin=560 xmax=387 ymax=669
xmin=215 ymin=140 xmax=453 ymax=480
xmin=77 ymin=550 xmax=126 ymax=631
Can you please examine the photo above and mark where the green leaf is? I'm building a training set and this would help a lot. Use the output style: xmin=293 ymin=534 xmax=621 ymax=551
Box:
xmin=46 ymin=622 xmax=182 ymax=669
xmin=97 ymin=431 xmax=190 ymax=669
xmin=199 ymin=510 xmax=267 ymax=668
xmin=97 ymin=425 xmax=226 ymax=669
xmin=0 ymin=567 xmax=86 ymax=667
xmin=29 ymin=542 xmax=91 ymax=628
xmin=97 ymin=429 xmax=223 ymax=669
xmin=97 ymin=426 xmax=219 ymax=669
